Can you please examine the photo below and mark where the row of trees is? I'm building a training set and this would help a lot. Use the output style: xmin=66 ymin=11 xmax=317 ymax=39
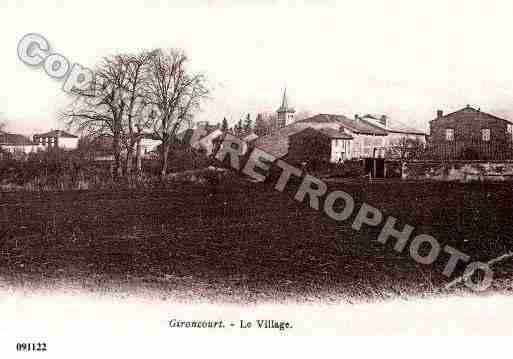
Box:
xmin=220 ymin=110 xmax=313 ymax=138
xmin=62 ymin=49 xmax=209 ymax=180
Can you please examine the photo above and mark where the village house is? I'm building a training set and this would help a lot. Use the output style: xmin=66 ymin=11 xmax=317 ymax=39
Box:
xmin=360 ymin=114 xmax=427 ymax=146
xmin=33 ymin=130 xmax=79 ymax=151
xmin=0 ymin=132 xmax=39 ymax=154
xmin=254 ymin=113 xmax=388 ymax=162
xmin=252 ymin=86 xmax=427 ymax=163
xmin=82 ymin=133 xmax=163 ymax=161
xmin=288 ymin=127 xmax=353 ymax=165
xmin=428 ymin=105 xmax=513 ymax=159
xmin=138 ymin=133 xmax=162 ymax=156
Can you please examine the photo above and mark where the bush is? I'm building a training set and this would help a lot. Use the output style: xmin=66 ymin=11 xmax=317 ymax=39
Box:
xmin=0 ymin=150 xmax=115 ymax=191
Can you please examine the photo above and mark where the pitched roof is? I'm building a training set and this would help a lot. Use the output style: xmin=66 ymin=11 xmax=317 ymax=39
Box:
xmin=430 ymin=105 xmax=513 ymax=124
xmin=361 ymin=114 xmax=426 ymax=135
xmin=292 ymin=127 xmax=353 ymax=140
xmin=0 ymin=132 xmax=35 ymax=146
xmin=296 ymin=114 xmax=388 ymax=135
xmin=35 ymin=129 xmax=78 ymax=138
xmin=317 ymin=127 xmax=353 ymax=139
xmin=253 ymin=122 xmax=313 ymax=158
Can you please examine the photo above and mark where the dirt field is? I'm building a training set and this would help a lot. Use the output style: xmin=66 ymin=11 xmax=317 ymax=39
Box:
xmin=0 ymin=180 xmax=512 ymax=302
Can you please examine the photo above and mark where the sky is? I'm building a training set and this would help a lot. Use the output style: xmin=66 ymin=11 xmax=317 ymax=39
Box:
xmin=2 ymin=0 xmax=513 ymax=135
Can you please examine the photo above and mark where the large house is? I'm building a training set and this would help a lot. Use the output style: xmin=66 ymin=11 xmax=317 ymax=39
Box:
xmin=253 ymin=113 xmax=390 ymax=162
xmin=428 ymin=105 xmax=513 ymax=159
xmin=252 ymin=86 xmax=426 ymax=163
xmin=0 ymin=132 xmax=39 ymax=154
xmin=360 ymin=114 xmax=427 ymax=146
xmin=288 ymin=127 xmax=353 ymax=164
xmin=33 ymin=130 xmax=79 ymax=150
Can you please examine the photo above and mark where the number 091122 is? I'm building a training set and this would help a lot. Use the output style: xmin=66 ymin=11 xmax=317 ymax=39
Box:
xmin=16 ymin=343 xmax=47 ymax=352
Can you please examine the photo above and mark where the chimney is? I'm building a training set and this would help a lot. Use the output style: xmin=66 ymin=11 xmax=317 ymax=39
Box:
xmin=437 ymin=110 xmax=443 ymax=119
xmin=354 ymin=114 xmax=359 ymax=122
xmin=379 ymin=115 xmax=387 ymax=127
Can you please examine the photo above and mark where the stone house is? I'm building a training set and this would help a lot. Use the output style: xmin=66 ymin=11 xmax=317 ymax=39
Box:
xmin=428 ymin=105 xmax=513 ymax=159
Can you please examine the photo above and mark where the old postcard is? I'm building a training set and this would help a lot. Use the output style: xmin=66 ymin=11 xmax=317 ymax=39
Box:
xmin=1 ymin=0 xmax=513 ymax=357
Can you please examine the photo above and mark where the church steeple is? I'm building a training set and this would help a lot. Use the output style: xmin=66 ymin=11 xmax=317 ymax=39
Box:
xmin=276 ymin=85 xmax=295 ymax=127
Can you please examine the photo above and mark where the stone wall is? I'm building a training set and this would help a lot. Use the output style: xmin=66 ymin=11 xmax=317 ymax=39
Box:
xmin=402 ymin=161 xmax=513 ymax=182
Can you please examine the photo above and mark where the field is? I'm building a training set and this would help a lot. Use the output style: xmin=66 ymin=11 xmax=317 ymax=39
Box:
xmin=0 ymin=179 xmax=512 ymax=303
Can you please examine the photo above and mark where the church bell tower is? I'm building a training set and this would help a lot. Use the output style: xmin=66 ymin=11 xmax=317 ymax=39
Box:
xmin=276 ymin=86 xmax=295 ymax=128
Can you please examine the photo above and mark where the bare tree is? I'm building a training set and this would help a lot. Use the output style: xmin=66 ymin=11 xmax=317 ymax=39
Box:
xmin=117 ymin=52 xmax=154 ymax=176
xmin=146 ymin=49 xmax=209 ymax=179
xmin=62 ymin=53 xmax=151 ymax=180
xmin=387 ymin=136 xmax=424 ymax=160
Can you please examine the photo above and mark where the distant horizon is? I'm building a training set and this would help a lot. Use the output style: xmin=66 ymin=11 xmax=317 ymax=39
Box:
xmin=3 ymin=102 xmax=512 ymax=138
xmin=4 ymin=1 xmax=513 ymax=136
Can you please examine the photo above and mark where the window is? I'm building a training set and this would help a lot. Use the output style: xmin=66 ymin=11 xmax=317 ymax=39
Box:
xmin=445 ymin=128 xmax=454 ymax=141
xmin=482 ymin=128 xmax=490 ymax=141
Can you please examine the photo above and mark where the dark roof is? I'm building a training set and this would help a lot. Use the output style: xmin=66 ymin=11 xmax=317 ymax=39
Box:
xmin=253 ymin=122 xmax=313 ymax=158
xmin=360 ymin=114 xmax=426 ymax=136
xmin=430 ymin=106 xmax=513 ymax=124
xmin=318 ymin=127 xmax=353 ymax=139
xmin=0 ymin=132 xmax=35 ymax=146
xmin=296 ymin=114 xmax=388 ymax=135
xmin=35 ymin=130 xmax=78 ymax=138
xmin=292 ymin=127 xmax=353 ymax=140
xmin=141 ymin=132 xmax=161 ymax=141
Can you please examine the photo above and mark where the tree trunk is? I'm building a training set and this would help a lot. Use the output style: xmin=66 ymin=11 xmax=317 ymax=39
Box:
xmin=125 ymin=145 xmax=134 ymax=177
xmin=113 ymin=133 xmax=122 ymax=181
xmin=160 ymin=141 xmax=169 ymax=180
xmin=135 ymin=139 xmax=142 ymax=174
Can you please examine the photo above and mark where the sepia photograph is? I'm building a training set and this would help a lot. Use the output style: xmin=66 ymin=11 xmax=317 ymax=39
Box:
xmin=1 ymin=0 xmax=513 ymax=356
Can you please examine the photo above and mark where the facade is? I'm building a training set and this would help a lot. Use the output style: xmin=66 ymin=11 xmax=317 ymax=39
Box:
xmin=288 ymin=127 xmax=353 ymax=164
xmin=430 ymin=105 xmax=513 ymax=144
xmin=33 ymin=130 xmax=79 ymax=150
xmin=428 ymin=105 xmax=513 ymax=159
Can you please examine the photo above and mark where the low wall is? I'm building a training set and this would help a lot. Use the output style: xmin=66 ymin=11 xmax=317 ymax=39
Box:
xmin=402 ymin=161 xmax=513 ymax=182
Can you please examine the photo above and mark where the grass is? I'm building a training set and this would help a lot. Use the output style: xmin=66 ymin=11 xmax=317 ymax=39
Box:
xmin=0 ymin=179 xmax=512 ymax=303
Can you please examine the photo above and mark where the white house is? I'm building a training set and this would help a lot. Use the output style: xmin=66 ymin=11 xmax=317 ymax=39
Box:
xmin=0 ymin=132 xmax=39 ymax=154
xmin=33 ymin=130 xmax=79 ymax=150
xmin=288 ymin=127 xmax=354 ymax=163
xmin=138 ymin=133 xmax=162 ymax=155
xmin=255 ymin=113 xmax=389 ymax=159
xmin=253 ymin=113 xmax=426 ymax=160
